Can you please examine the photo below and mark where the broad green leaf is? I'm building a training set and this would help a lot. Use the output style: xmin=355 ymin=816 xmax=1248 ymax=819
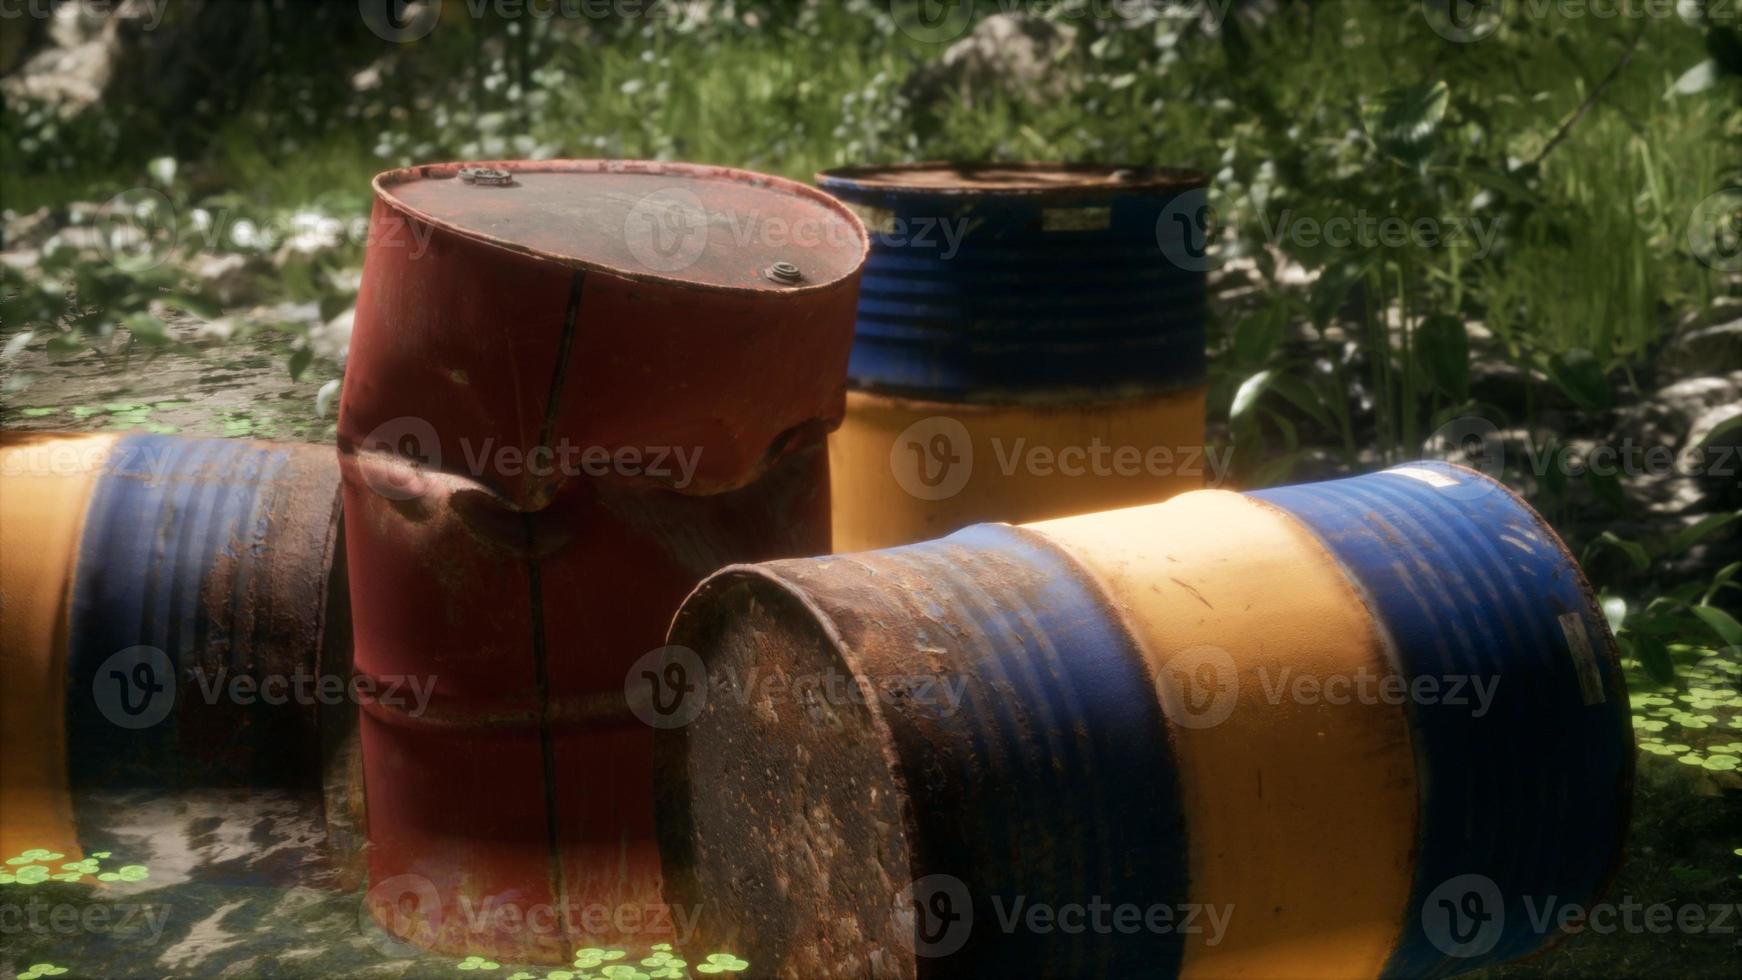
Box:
xmin=1586 ymin=531 xmax=1649 ymax=572
xmin=1545 ymin=349 xmax=1612 ymax=412
xmin=1361 ymin=81 xmax=1450 ymax=166
xmin=1233 ymin=303 xmax=1287 ymax=367
xmin=288 ymin=347 xmax=313 ymax=381
xmin=1690 ymin=605 xmax=1742 ymax=649
xmin=315 ymin=379 xmax=341 ymax=419
xmin=1601 ymin=596 xmax=1627 ymax=635
xmin=1669 ymin=511 xmax=1740 ymax=557
xmin=1230 ymin=370 xmax=1272 ymax=422
xmin=1267 ymin=372 xmax=1335 ymax=431
xmin=122 ymin=312 xmax=169 ymax=346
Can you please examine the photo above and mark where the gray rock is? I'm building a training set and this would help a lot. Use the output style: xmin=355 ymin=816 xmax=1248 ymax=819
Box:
xmin=1659 ymin=303 xmax=1742 ymax=379
xmin=904 ymin=14 xmax=1079 ymax=108
xmin=186 ymin=252 xmax=260 ymax=307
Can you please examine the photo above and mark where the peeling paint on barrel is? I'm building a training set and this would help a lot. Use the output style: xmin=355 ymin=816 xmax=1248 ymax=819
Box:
xmin=341 ymin=159 xmax=866 ymax=961
xmin=818 ymin=163 xmax=1213 ymax=551
xmin=0 ymin=431 xmax=351 ymax=880
xmin=656 ymin=462 xmax=1633 ymax=979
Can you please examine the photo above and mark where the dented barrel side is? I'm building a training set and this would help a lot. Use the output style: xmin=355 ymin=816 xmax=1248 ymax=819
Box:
xmin=342 ymin=159 xmax=866 ymax=961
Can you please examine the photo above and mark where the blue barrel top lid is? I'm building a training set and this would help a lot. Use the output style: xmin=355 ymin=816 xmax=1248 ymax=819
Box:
xmin=817 ymin=162 xmax=1210 ymax=402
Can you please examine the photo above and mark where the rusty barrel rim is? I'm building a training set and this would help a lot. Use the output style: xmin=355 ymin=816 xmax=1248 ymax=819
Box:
xmin=815 ymin=160 xmax=1208 ymax=402
xmin=658 ymin=524 xmax=1188 ymax=977
xmin=372 ymin=158 xmax=869 ymax=296
xmin=817 ymin=161 xmax=1209 ymax=197
xmin=1251 ymin=461 xmax=1634 ymax=976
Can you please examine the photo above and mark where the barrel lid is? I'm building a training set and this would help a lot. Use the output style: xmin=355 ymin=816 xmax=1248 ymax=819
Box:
xmin=374 ymin=160 xmax=868 ymax=294
xmin=817 ymin=161 xmax=1207 ymax=197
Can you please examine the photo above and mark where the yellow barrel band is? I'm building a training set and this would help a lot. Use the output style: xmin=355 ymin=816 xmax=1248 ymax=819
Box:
xmin=0 ymin=432 xmax=119 ymax=862
xmin=830 ymin=386 xmax=1208 ymax=552
xmin=1027 ymin=489 xmax=1418 ymax=979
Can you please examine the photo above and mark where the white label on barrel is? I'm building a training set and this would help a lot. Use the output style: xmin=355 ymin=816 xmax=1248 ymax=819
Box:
xmin=1383 ymin=466 xmax=1460 ymax=489
xmin=1558 ymin=612 xmax=1606 ymax=706
xmin=1041 ymin=206 xmax=1111 ymax=231
xmin=848 ymin=203 xmax=897 ymax=235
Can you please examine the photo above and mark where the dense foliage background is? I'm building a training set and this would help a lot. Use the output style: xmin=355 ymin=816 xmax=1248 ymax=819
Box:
xmin=1 ymin=1 xmax=1739 ymax=975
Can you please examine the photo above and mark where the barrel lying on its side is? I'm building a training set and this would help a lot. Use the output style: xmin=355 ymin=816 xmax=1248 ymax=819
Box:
xmin=818 ymin=163 xmax=1211 ymax=552
xmin=654 ymin=461 xmax=1633 ymax=980
xmin=0 ymin=431 xmax=353 ymax=880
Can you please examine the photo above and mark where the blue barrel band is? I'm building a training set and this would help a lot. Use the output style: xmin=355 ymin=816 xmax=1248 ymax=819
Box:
xmin=819 ymin=167 xmax=1209 ymax=401
xmin=1252 ymin=462 xmax=1632 ymax=978
xmin=802 ymin=522 xmax=1189 ymax=976
xmin=65 ymin=435 xmax=328 ymax=806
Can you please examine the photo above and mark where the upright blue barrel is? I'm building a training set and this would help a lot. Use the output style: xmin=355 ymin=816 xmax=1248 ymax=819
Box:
xmin=655 ymin=461 xmax=1633 ymax=979
xmin=819 ymin=162 xmax=1212 ymax=552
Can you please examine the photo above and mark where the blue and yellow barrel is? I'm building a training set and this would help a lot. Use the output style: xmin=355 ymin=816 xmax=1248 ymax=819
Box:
xmin=0 ymin=431 xmax=350 ymax=867
xmin=654 ymin=461 xmax=1633 ymax=979
xmin=817 ymin=162 xmax=1210 ymax=551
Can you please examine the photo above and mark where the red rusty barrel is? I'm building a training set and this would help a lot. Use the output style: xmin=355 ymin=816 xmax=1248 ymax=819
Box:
xmin=340 ymin=160 xmax=866 ymax=962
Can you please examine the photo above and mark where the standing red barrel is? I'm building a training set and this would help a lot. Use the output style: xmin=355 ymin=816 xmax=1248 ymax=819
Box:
xmin=339 ymin=160 xmax=866 ymax=962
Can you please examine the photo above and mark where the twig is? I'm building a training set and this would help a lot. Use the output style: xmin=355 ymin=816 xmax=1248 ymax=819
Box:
xmin=1529 ymin=23 xmax=1648 ymax=169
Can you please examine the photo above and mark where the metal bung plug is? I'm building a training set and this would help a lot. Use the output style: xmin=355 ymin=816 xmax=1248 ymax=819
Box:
xmin=458 ymin=167 xmax=514 ymax=186
xmin=764 ymin=261 xmax=803 ymax=285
